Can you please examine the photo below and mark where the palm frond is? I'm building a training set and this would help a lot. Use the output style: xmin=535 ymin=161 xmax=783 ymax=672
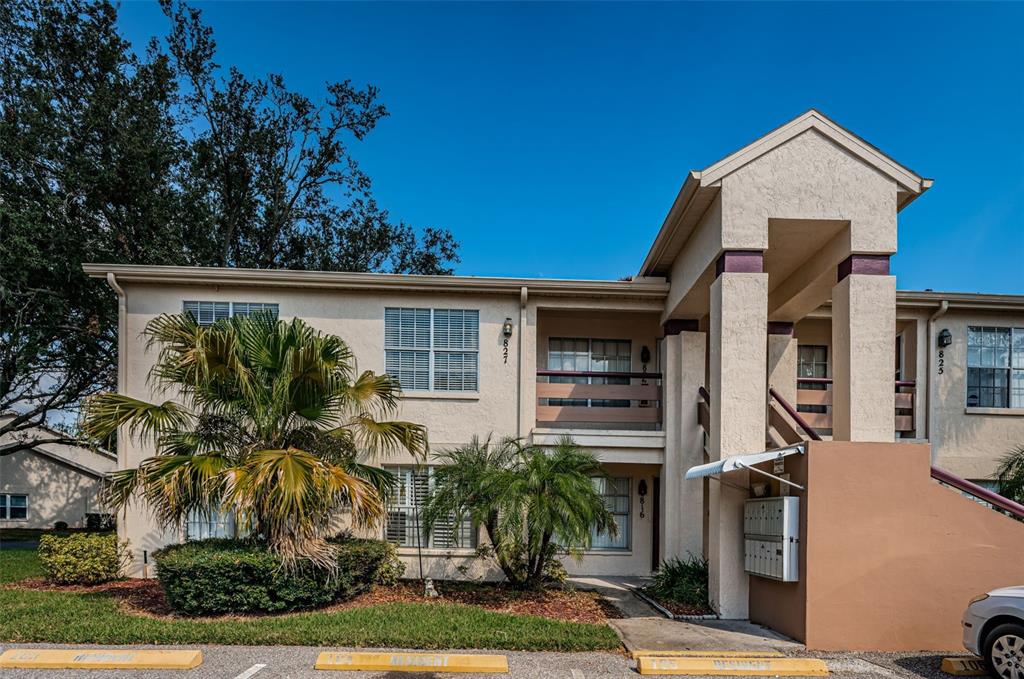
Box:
xmin=82 ymin=393 xmax=192 ymax=444
xmin=996 ymin=445 xmax=1024 ymax=503
xmin=341 ymin=416 xmax=429 ymax=459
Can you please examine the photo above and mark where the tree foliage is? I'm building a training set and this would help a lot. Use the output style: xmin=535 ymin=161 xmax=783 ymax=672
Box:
xmin=0 ymin=0 xmax=458 ymax=453
xmin=995 ymin=445 xmax=1024 ymax=504
xmin=422 ymin=436 xmax=616 ymax=589
xmin=82 ymin=312 xmax=427 ymax=568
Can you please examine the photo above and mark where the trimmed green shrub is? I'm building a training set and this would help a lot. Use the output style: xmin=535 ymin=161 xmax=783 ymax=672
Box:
xmin=153 ymin=537 xmax=395 ymax=616
xmin=648 ymin=554 xmax=710 ymax=608
xmin=37 ymin=532 xmax=126 ymax=585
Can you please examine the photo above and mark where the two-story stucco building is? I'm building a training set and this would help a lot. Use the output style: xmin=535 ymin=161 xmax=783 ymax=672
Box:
xmin=84 ymin=111 xmax=1024 ymax=641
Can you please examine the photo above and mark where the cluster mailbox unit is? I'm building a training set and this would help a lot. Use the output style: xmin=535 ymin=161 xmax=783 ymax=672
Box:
xmin=743 ymin=497 xmax=800 ymax=582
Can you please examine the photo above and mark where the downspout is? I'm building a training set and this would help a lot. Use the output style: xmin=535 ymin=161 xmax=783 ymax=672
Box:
xmin=105 ymin=273 xmax=136 ymax=573
xmin=517 ymin=286 xmax=528 ymax=438
xmin=926 ymin=300 xmax=949 ymax=441
xmin=105 ymin=273 xmax=127 ymax=428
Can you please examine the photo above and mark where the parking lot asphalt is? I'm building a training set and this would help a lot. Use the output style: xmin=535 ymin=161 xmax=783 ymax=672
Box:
xmin=0 ymin=643 xmax=968 ymax=679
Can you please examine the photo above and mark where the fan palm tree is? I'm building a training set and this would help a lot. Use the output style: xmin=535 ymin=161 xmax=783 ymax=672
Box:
xmin=996 ymin=445 xmax=1024 ymax=504
xmin=82 ymin=312 xmax=427 ymax=569
xmin=422 ymin=435 xmax=615 ymax=589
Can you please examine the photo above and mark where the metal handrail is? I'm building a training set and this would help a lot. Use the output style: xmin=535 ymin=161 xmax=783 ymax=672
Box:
xmin=537 ymin=370 xmax=662 ymax=379
xmin=930 ymin=466 xmax=1024 ymax=519
xmin=768 ymin=387 xmax=823 ymax=441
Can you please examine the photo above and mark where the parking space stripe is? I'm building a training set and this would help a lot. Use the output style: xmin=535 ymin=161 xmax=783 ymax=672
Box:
xmin=234 ymin=663 xmax=268 ymax=679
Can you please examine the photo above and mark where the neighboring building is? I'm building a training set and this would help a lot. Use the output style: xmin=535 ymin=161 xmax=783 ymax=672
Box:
xmin=0 ymin=418 xmax=116 ymax=529
xmin=83 ymin=111 xmax=1024 ymax=644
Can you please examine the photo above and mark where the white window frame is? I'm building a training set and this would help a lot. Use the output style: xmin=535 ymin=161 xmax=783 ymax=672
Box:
xmin=546 ymin=337 xmax=632 ymax=407
xmin=0 ymin=494 xmax=28 ymax=521
xmin=384 ymin=466 xmax=477 ymax=550
xmin=185 ymin=508 xmax=239 ymax=541
xmin=384 ymin=308 xmax=479 ymax=392
xmin=182 ymin=301 xmax=280 ymax=326
xmin=589 ymin=477 xmax=630 ymax=551
xmin=967 ymin=326 xmax=1024 ymax=409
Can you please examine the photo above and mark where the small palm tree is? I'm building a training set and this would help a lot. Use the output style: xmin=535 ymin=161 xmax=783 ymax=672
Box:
xmin=422 ymin=435 xmax=615 ymax=589
xmin=83 ymin=312 xmax=427 ymax=569
xmin=996 ymin=445 xmax=1024 ymax=504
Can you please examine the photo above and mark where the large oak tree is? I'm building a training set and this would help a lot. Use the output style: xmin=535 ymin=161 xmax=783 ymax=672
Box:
xmin=0 ymin=0 xmax=459 ymax=454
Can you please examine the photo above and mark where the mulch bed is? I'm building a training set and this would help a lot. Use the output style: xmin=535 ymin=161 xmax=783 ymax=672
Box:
xmin=332 ymin=581 xmax=622 ymax=624
xmin=6 ymin=577 xmax=621 ymax=624
xmin=637 ymin=587 xmax=714 ymax=617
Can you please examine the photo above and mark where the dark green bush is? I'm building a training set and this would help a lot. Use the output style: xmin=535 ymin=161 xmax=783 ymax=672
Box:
xmin=648 ymin=554 xmax=709 ymax=608
xmin=37 ymin=532 xmax=126 ymax=585
xmin=153 ymin=537 xmax=397 ymax=616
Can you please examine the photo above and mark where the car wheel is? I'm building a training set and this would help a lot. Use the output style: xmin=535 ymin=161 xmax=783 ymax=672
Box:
xmin=985 ymin=622 xmax=1024 ymax=679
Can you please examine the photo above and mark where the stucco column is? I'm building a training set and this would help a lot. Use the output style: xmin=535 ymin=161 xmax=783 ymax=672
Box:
xmin=831 ymin=256 xmax=896 ymax=442
xmin=708 ymin=252 xmax=768 ymax=619
xmin=660 ymin=325 xmax=707 ymax=563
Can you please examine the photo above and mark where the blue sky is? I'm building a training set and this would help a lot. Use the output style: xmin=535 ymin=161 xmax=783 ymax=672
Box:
xmin=117 ymin=1 xmax=1024 ymax=293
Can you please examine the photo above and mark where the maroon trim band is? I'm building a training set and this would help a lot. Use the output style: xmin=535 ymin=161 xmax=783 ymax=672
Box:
xmin=767 ymin=321 xmax=794 ymax=336
xmin=715 ymin=250 xmax=764 ymax=278
xmin=664 ymin=319 xmax=699 ymax=335
xmin=837 ymin=254 xmax=890 ymax=281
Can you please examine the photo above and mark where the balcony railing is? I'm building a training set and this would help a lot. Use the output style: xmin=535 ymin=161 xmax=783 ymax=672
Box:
xmin=795 ymin=378 xmax=915 ymax=433
xmin=536 ymin=370 xmax=662 ymax=427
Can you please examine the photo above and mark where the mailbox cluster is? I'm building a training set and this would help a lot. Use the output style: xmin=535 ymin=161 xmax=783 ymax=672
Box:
xmin=743 ymin=496 xmax=799 ymax=582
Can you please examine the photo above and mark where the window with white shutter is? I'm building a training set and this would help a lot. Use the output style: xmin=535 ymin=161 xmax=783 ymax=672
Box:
xmin=384 ymin=466 xmax=476 ymax=549
xmin=183 ymin=301 xmax=279 ymax=325
xmin=384 ymin=308 xmax=479 ymax=392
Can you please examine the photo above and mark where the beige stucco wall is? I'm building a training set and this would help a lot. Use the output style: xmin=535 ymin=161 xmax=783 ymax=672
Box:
xmin=720 ymin=129 xmax=897 ymax=255
xmin=796 ymin=309 xmax=1024 ymax=479
xmin=929 ymin=310 xmax=1024 ymax=478
xmin=0 ymin=450 xmax=106 ymax=529
xmin=117 ymin=282 xmax=665 ymax=577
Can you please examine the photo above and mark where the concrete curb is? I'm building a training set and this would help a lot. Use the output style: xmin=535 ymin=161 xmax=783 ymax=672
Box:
xmin=627 ymin=585 xmax=719 ymax=621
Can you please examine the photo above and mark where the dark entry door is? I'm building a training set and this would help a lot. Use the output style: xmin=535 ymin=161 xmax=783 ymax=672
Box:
xmin=651 ymin=477 xmax=661 ymax=572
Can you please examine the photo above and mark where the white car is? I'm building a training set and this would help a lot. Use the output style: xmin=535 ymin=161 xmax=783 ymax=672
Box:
xmin=963 ymin=586 xmax=1024 ymax=679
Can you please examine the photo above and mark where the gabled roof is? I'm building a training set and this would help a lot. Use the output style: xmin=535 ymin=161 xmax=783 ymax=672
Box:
xmin=0 ymin=415 xmax=115 ymax=478
xmin=640 ymin=109 xmax=933 ymax=277
xmin=700 ymin=109 xmax=932 ymax=196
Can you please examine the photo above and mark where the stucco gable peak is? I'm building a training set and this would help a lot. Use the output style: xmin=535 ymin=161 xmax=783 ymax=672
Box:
xmin=698 ymin=109 xmax=933 ymax=200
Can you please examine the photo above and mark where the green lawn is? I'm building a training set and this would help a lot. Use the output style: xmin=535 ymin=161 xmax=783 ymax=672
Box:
xmin=0 ymin=550 xmax=620 ymax=652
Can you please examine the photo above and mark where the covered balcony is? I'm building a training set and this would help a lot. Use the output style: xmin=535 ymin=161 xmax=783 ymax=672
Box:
xmin=531 ymin=308 xmax=664 ymax=461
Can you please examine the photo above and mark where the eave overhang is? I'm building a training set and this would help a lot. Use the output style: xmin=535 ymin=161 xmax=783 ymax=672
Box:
xmin=82 ymin=264 xmax=670 ymax=301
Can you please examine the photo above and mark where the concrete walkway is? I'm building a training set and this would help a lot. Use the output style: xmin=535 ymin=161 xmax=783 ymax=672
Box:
xmin=569 ymin=576 xmax=802 ymax=655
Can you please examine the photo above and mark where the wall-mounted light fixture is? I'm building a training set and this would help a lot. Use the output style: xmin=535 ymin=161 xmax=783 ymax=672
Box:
xmin=502 ymin=318 xmax=514 ymax=338
xmin=938 ymin=328 xmax=952 ymax=348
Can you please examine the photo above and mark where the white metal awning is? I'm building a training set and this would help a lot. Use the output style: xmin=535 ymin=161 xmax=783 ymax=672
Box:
xmin=685 ymin=444 xmax=806 ymax=487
